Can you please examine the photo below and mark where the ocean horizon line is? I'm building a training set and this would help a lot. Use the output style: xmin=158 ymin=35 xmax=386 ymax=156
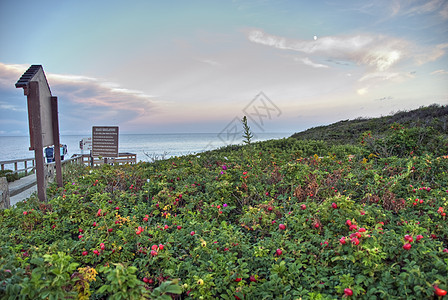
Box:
xmin=0 ymin=132 xmax=294 ymax=162
xmin=0 ymin=131 xmax=295 ymax=138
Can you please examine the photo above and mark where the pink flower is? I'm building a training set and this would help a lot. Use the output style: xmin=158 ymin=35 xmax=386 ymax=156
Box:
xmin=222 ymin=165 xmax=227 ymax=170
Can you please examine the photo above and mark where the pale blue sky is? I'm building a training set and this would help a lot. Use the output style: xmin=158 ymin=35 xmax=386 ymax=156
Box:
xmin=1 ymin=0 xmax=447 ymax=135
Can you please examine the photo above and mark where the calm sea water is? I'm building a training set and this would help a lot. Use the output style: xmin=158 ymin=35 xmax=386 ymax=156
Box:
xmin=0 ymin=132 xmax=293 ymax=163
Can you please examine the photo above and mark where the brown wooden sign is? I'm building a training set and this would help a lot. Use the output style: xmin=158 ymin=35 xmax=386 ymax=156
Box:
xmin=15 ymin=65 xmax=63 ymax=202
xmin=92 ymin=126 xmax=119 ymax=157
xmin=16 ymin=65 xmax=55 ymax=149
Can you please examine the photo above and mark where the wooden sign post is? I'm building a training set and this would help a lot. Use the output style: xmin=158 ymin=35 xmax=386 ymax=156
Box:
xmin=15 ymin=65 xmax=63 ymax=202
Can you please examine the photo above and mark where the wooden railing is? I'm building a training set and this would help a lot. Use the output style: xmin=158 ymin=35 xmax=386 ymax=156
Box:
xmin=0 ymin=153 xmax=137 ymax=175
xmin=0 ymin=158 xmax=35 ymax=175
xmin=78 ymin=153 xmax=137 ymax=166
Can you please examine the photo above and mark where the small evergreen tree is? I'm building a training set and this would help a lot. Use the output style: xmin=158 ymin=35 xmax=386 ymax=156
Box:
xmin=242 ymin=116 xmax=253 ymax=145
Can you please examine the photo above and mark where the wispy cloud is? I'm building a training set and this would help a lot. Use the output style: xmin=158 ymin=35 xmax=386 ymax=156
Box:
xmin=359 ymin=71 xmax=414 ymax=83
xmin=247 ymin=28 xmax=448 ymax=97
xmin=353 ymin=0 xmax=448 ymax=20
xmin=400 ymin=0 xmax=448 ymax=19
xmin=414 ymin=43 xmax=448 ymax=65
xmin=299 ymin=57 xmax=329 ymax=69
xmin=0 ymin=63 xmax=29 ymax=88
xmin=0 ymin=62 xmax=157 ymax=132
xmin=431 ymin=69 xmax=448 ymax=75
xmin=196 ymin=58 xmax=222 ymax=67
xmin=48 ymin=74 xmax=156 ymax=125
xmin=0 ymin=101 xmax=26 ymax=112
xmin=247 ymin=29 xmax=408 ymax=72
xmin=441 ymin=2 xmax=448 ymax=19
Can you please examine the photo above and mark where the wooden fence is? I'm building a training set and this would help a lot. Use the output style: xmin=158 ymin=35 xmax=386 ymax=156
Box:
xmin=0 ymin=152 xmax=137 ymax=174
xmin=79 ymin=153 xmax=137 ymax=166
xmin=0 ymin=158 xmax=35 ymax=176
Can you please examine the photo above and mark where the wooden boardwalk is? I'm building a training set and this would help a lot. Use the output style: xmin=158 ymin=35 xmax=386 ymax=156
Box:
xmin=9 ymin=174 xmax=37 ymax=206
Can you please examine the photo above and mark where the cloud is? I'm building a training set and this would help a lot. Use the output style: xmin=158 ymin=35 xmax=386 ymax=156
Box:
xmin=0 ymin=101 xmax=26 ymax=112
xmin=400 ymin=0 xmax=448 ymax=19
xmin=299 ymin=57 xmax=329 ymax=69
xmin=441 ymin=2 xmax=448 ymax=19
xmin=431 ymin=69 xmax=448 ymax=75
xmin=359 ymin=71 xmax=414 ymax=83
xmin=0 ymin=62 xmax=157 ymax=133
xmin=247 ymin=29 xmax=408 ymax=72
xmin=48 ymin=74 xmax=156 ymax=125
xmin=414 ymin=43 xmax=448 ymax=65
xmin=0 ymin=63 xmax=29 ymax=88
xmin=355 ymin=0 xmax=448 ymax=20
xmin=196 ymin=58 xmax=222 ymax=67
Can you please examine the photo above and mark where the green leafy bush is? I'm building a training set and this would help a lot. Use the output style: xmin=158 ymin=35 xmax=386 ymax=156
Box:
xmin=1 ymin=136 xmax=447 ymax=299
xmin=0 ymin=170 xmax=19 ymax=182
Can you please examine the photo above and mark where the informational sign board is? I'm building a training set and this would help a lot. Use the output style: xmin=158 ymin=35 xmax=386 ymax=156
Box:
xmin=15 ymin=65 xmax=64 ymax=202
xmin=16 ymin=65 xmax=54 ymax=149
xmin=92 ymin=126 xmax=119 ymax=157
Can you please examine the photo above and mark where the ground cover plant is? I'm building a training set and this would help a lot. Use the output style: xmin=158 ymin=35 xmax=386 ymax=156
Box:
xmin=0 ymin=122 xmax=447 ymax=299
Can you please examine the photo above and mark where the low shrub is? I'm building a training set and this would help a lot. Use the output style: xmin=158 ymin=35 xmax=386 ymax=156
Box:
xmin=0 ymin=137 xmax=447 ymax=299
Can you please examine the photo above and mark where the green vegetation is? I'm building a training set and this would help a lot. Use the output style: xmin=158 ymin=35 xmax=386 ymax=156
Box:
xmin=1 ymin=106 xmax=448 ymax=299
xmin=292 ymin=104 xmax=448 ymax=146
xmin=0 ymin=170 xmax=19 ymax=183
xmin=242 ymin=116 xmax=254 ymax=145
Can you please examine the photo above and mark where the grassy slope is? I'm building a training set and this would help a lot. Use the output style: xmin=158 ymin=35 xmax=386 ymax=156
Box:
xmin=291 ymin=104 xmax=448 ymax=144
xmin=1 ymin=105 xmax=448 ymax=299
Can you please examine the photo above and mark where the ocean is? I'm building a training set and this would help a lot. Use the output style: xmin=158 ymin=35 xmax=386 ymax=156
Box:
xmin=0 ymin=132 xmax=293 ymax=163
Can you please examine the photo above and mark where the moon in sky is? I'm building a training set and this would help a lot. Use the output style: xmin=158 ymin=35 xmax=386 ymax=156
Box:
xmin=314 ymin=35 xmax=318 ymax=40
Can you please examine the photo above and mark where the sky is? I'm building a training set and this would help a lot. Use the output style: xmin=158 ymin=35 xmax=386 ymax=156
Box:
xmin=0 ymin=0 xmax=447 ymax=136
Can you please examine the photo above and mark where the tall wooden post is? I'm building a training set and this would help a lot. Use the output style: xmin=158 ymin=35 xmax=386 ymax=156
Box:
xmin=28 ymin=81 xmax=46 ymax=202
xmin=51 ymin=97 xmax=63 ymax=187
